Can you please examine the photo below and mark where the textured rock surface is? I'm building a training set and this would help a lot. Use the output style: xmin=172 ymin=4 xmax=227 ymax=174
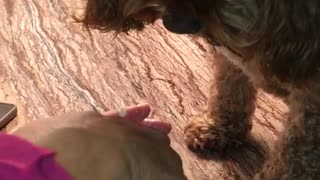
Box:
xmin=0 ymin=0 xmax=288 ymax=179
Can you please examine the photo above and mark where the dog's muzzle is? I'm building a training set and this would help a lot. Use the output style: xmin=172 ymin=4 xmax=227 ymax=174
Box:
xmin=162 ymin=14 xmax=202 ymax=34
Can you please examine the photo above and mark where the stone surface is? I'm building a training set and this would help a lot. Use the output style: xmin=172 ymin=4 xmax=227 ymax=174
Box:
xmin=0 ymin=0 xmax=288 ymax=179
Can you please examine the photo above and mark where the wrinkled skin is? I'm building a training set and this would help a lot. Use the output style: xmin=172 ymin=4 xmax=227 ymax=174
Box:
xmin=12 ymin=104 xmax=187 ymax=180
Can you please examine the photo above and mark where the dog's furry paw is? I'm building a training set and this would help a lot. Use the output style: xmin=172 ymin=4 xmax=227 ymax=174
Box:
xmin=184 ymin=114 xmax=249 ymax=154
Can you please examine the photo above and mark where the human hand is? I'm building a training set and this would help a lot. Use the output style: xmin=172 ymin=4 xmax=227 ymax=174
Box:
xmin=12 ymin=104 xmax=187 ymax=180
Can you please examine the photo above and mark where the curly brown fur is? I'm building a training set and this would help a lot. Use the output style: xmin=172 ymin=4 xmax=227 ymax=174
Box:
xmin=184 ymin=53 xmax=257 ymax=153
xmin=71 ymin=0 xmax=167 ymax=33
xmin=72 ymin=0 xmax=320 ymax=179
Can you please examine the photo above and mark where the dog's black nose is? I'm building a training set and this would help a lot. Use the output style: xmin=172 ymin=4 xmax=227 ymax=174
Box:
xmin=162 ymin=14 xmax=202 ymax=34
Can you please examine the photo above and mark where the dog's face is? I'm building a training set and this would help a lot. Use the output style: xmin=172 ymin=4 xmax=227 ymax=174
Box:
xmin=74 ymin=0 xmax=217 ymax=35
xmin=161 ymin=1 xmax=203 ymax=34
xmin=162 ymin=0 xmax=221 ymax=35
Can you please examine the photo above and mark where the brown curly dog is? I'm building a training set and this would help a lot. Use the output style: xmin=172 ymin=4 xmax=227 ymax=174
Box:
xmin=71 ymin=0 xmax=320 ymax=179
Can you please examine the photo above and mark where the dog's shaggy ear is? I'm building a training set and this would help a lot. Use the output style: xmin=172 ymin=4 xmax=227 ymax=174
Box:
xmin=70 ymin=0 xmax=166 ymax=33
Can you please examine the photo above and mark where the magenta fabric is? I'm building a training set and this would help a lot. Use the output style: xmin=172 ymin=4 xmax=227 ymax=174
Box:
xmin=0 ymin=133 xmax=73 ymax=180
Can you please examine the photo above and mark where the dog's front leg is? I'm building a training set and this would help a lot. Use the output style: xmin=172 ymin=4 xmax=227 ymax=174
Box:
xmin=184 ymin=53 xmax=257 ymax=153
xmin=254 ymin=90 xmax=320 ymax=180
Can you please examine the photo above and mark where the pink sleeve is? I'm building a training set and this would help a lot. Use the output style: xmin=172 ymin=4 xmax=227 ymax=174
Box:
xmin=0 ymin=133 xmax=73 ymax=180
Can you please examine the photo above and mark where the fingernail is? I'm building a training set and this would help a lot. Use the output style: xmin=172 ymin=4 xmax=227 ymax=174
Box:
xmin=142 ymin=119 xmax=172 ymax=134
